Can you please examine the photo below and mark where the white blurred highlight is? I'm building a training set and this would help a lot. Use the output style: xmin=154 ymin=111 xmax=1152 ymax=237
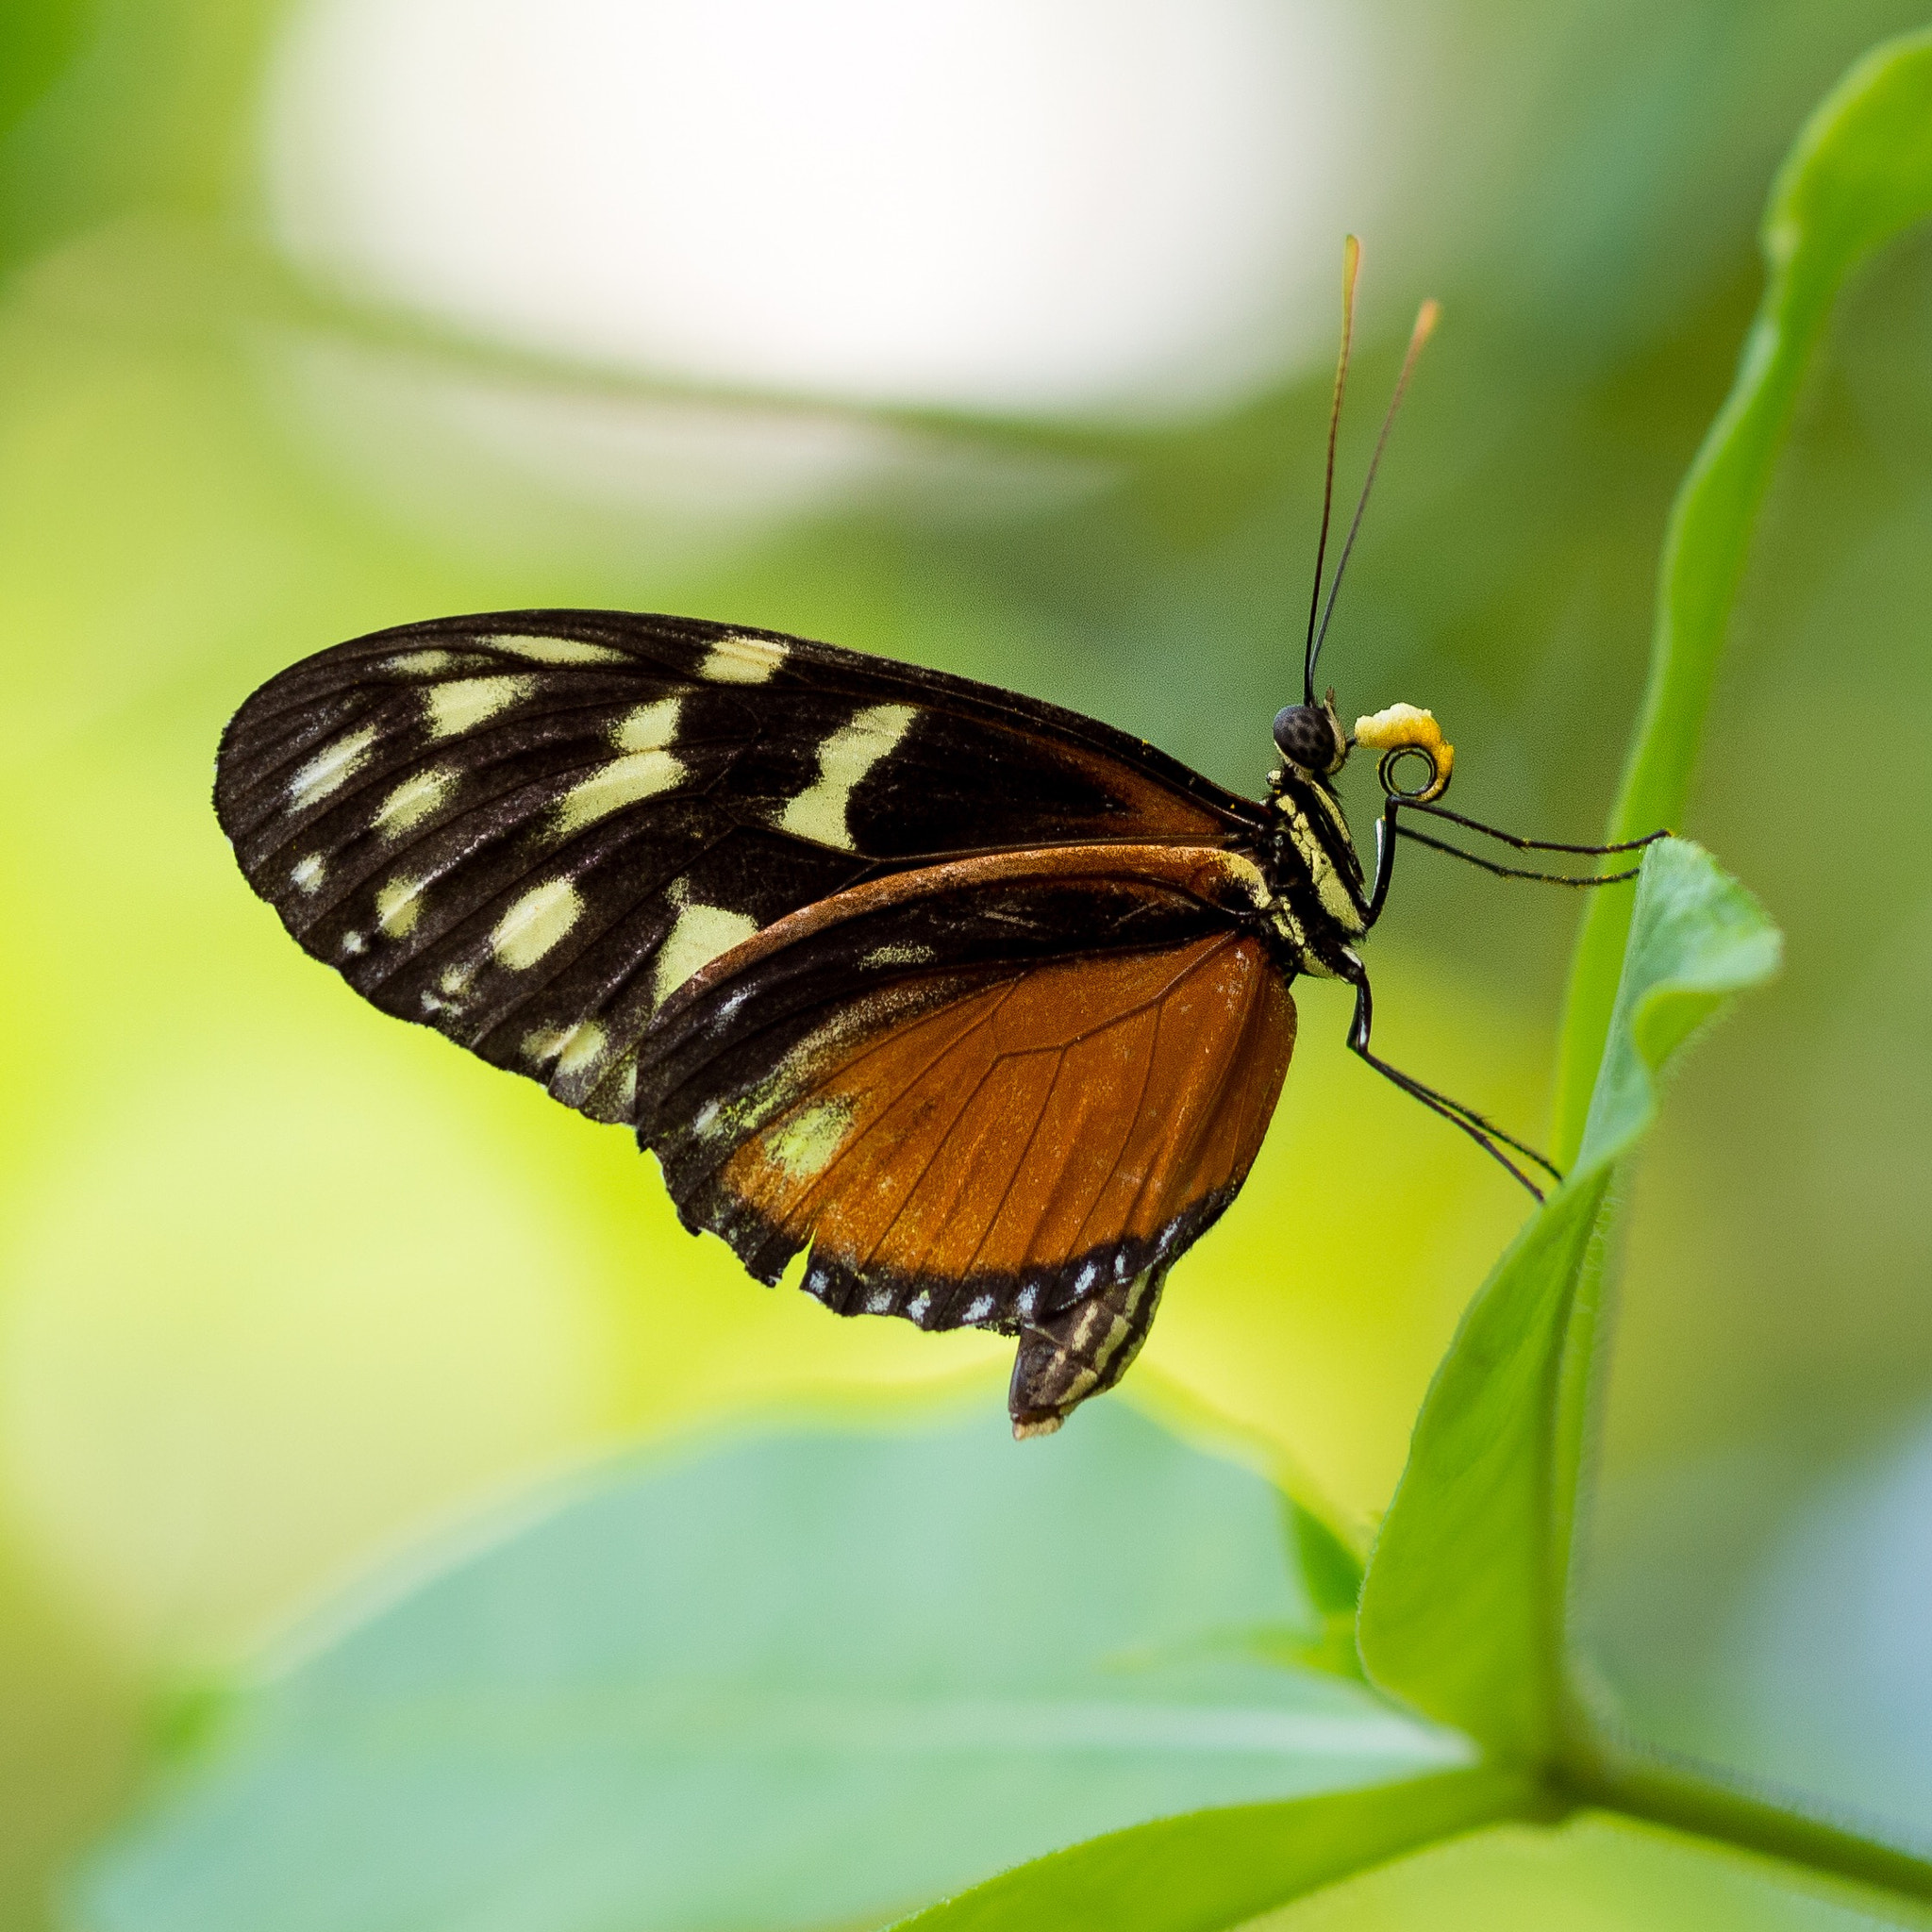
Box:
xmin=264 ymin=0 xmax=1374 ymax=420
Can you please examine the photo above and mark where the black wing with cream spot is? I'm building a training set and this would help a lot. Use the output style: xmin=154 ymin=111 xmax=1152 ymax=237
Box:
xmin=215 ymin=609 xmax=1266 ymax=1126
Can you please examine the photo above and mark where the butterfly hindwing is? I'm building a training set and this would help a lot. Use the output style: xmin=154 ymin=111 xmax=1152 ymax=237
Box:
xmin=214 ymin=612 xmax=1262 ymax=1126
xmin=633 ymin=843 xmax=1296 ymax=1429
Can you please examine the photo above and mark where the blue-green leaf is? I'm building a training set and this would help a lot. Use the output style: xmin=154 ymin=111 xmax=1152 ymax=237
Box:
xmin=75 ymin=1406 xmax=1461 ymax=1932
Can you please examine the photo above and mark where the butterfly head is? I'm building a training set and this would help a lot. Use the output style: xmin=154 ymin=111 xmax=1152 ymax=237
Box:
xmin=1354 ymin=701 xmax=1454 ymax=804
xmin=1271 ymin=691 xmax=1348 ymax=779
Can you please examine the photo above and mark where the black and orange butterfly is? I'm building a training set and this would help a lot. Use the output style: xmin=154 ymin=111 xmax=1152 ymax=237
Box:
xmin=215 ymin=245 xmax=1658 ymax=1437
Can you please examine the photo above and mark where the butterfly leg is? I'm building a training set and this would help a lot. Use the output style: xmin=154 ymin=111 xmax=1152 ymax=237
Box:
xmin=1008 ymin=1262 xmax=1171 ymax=1439
xmin=1338 ymin=957 xmax=1560 ymax=1201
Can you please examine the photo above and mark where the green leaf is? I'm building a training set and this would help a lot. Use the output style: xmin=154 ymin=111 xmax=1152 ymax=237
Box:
xmin=1552 ymin=25 xmax=1932 ymax=1160
xmin=889 ymin=1768 xmax=1535 ymax=1932
xmin=1237 ymin=1812 xmax=1932 ymax=1930
xmin=1356 ymin=841 xmax=1779 ymax=1759
xmin=75 ymin=1406 xmax=1462 ymax=1932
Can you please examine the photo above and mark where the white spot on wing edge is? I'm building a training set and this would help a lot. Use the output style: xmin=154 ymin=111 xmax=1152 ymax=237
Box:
xmin=700 ymin=631 xmax=787 ymax=684
xmin=612 ymin=696 xmax=682 ymax=751
xmin=491 ymin=877 xmax=583 ymax=970
xmin=555 ymin=1019 xmax=608 ymax=1079
xmin=374 ymin=765 xmax=457 ymax=836
xmin=777 ymin=703 xmax=917 ymax=850
xmin=483 ymin=632 xmax=628 ymax=665
xmin=552 ymin=748 xmax=686 ymax=835
xmin=521 ymin=1024 xmax=573 ymax=1066
xmin=963 ymin=1293 xmax=995 ymax=1323
xmin=291 ymin=854 xmax=326 ymax=893
xmin=520 ymin=1020 xmax=608 ymax=1079
xmin=652 ymin=899 xmax=758 ymax=1007
xmin=425 ymin=675 xmax=535 ymax=739
xmin=288 ymin=726 xmax=376 ymax=808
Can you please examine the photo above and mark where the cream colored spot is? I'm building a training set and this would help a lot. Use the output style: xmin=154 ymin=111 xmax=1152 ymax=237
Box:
xmin=374 ymin=765 xmax=457 ymax=837
xmin=555 ymin=1020 xmax=608 ymax=1080
xmin=764 ymin=1094 xmax=854 ymax=1182
xmin=699 ymin=631 xmax=787 ymax=684
xmin=491 ymin=877 xmax=583 ymax=970
xmin=484 ymin=633 xmax=629 ymax=665
xmin=439 ymin=961 xmax=477 ymax=999
xmin=374 ymin=874 xmax=428 ymax=937
xmin=553 ymin=748 xmax=685 ymax=835
xmin=425 ymin=675 xmax=534 ymax=740
xmin=384 ymin=648 xmax=457 ymax=675
xmin=525 ymin=1023 xmax=609 ymax=1077
xmin=288 ymin=727 xmax=376 ymax=808
xmin=860 ymin=941 xmax=936 ymax=970
xmin=291 ymin=854 xmax=326 ymax=894
xmin=777 ymin=704 xmax=916 ymax=850
xmin=653 ymin=900 xmax=758 ymax=1006
xmin=612 ymin=697 xmax=682 ymax=751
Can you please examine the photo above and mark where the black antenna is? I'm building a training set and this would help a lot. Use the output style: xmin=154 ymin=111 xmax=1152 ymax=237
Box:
xmin=1307 ymin=295 xmax=1440 ymax=695
xmin=1304 ymin=236 xmax=1360 ymax=706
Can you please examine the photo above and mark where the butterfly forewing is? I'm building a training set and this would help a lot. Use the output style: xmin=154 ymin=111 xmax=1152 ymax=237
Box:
xmin=214 ymin=611 xmax=1262 ymax=1126
xmin=634 ymin=843 xmax=1296 ymax=1430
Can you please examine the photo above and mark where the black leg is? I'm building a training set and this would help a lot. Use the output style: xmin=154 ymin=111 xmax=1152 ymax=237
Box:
xmin=1341 ymin=960 xmax=1559 ymax=1201
xmin=1402 ymin=801 xmax=1669 ymax=858
xmin=1364 ymin=795 xmax=1403 ymax=926
xmin=1394 ymin=824 xmax=1645 ymax=887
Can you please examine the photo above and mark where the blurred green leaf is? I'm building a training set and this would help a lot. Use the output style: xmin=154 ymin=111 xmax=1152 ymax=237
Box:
xmin=888 ymin=1768 xmax=1533 ymax=1932
xmin=1256 ymin=1501 xmax=1368 ymax=1680
xmin=73 ymin=1406 xmax=1463 ymax=1932
xmin=1357 ymin=841 xmax=1779 ymax=1757
xmin=1554 ymin=25 xmax=1932 ymax=1158
xmin=0 ymin=0 xmax=91 ymax=146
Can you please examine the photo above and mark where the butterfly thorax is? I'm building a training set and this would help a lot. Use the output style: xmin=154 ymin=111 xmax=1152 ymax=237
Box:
xmin=1247 ymin=766 xmax=1369 ymax=980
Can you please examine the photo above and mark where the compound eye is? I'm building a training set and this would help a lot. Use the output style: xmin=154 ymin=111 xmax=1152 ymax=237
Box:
xmin=1272 ymin=704 xmax=1341 ymax=772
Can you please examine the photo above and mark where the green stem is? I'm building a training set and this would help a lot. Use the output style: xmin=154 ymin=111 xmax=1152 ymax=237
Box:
xmin=1551 ymin=27 xmax=1932 ymax=1162
xmin=1552 ymin=1750 xmax=1932 ymax=1906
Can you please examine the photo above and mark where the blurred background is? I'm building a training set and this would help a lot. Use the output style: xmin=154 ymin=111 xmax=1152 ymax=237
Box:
xmin=1 ymin=0 xmax=1930 ymax=1921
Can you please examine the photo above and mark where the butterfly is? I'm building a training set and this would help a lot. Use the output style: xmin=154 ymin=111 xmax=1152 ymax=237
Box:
xmin=214 ymin=243 xmax=1658 ymax=1437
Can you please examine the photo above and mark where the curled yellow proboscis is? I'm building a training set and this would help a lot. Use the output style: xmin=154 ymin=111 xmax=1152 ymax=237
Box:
xmin=1352 ymin=702 xmax=1454 ymax=801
